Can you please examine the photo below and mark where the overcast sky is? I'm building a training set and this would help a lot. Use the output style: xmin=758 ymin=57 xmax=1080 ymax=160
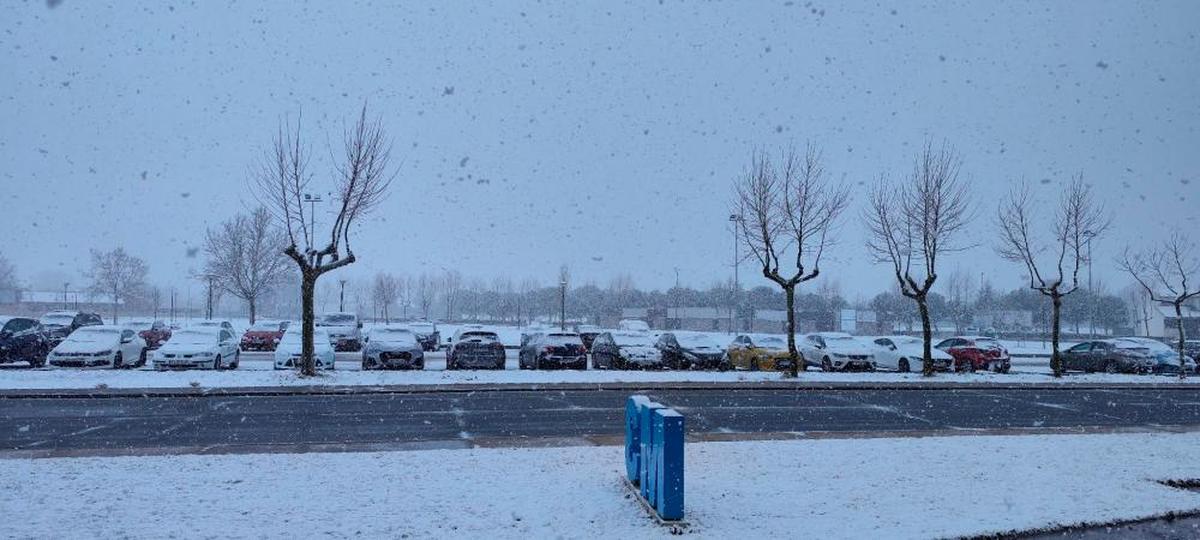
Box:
xmin=1 ymin=1 xmax=1197 ymax=303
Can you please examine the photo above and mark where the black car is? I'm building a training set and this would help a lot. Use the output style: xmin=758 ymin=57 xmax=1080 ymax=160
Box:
xmin=0 ymin=316 xmax=50 ymax=367
xmin=446 ymin=330 xmax=506 ymax=370
xmin=590 ymin=331 xmax=664 ymax=370
xmin=38 ymin=310 xmax=104 ymax=346
xmin=518 ymin=332 xmax=587 ymax=370
xmin=656 ymin=332 xmax=732 ymax=370
xmin=1062 ymin=340 xmax=1154 ymax=374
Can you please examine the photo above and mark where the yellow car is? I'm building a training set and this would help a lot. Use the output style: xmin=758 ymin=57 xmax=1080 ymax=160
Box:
xmin=727 ymin=335 xmax=797 ymax=371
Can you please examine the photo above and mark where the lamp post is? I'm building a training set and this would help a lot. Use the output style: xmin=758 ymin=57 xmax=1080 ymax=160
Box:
xmin=1083 ymin=230 xmax=1095 ymax=337
xmin=339 ymin=279 xmax=347 ymax=312
xmin=303 ymin=193 xmax=323 ymax=245
xmin=729 ymin=214 xmax=743 ymax=333
xmin=62 ymin=282 xmax=70 ymax=310
xmin=559 ymin=278 xmax=567 ymax=331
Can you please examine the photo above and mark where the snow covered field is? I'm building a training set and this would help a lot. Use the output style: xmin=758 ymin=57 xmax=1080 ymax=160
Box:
xmin=3 ymin=432 xmax=1199 ymax=538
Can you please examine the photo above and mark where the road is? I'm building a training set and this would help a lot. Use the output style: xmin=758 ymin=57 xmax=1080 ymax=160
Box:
xmin=4 ymin=386 xmax=1200 ymax=456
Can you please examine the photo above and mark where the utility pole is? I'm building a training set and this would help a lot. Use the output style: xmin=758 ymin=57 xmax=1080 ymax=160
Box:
xmin=206 ymin=275 xmax=214 ymax=320
xmin=729 ymin=214 xmax=742 ymax=333
xmin=62 ymin=282 xmax=69 ymax=310
xmin=339 ymin=279 xmax=347 ymax=312
xmin=170 ymin=289 xmax=176 ymax=324
xmin=1085 ymin=231 xmax=1095 ymax=337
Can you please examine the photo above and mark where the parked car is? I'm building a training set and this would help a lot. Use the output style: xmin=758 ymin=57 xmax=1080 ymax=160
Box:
xmin=657 ymin=332 xmax=731 ymax=370
xmin=317 ymin=312 xmax=363 ymax=351
xmin=240 ymin=320 xmax=289 ymax=351
xmin=934 ymin=336 xmax=1012 ymax=373
xmin=870 ymin=335 xmax=953 ymax=372
xmin=0 ymin=316 xmax=50 ymax=367
xmin=446 ymin=330 xmax=506 ymax=370
xmin=576 ymin=324 xmax=602 ymax=350
xmin=274 ymin=328 xmax=336 ymax=370
xmin=590 ymin=331 xmax=663 ymax=370
xmin=617 ymin=319 xmax=651 ymax=332
xmin=727 ymin=334 xmax=795 ymax=371
xmin=1114 ymin=337 xmax=1197 ymax=375
xmin=48 ymin=325 xmax=146 ymax=369
xmin=518 ymin=332 xmax=587 ymax=370
xmin=800 ymin=332 xmax=877 ymax=372
xmin=362 ymin=326 xmax=425 ymax=370
xmin=1062 ymin=340 xmax=1155 ymax=374
xmin=123 ymin=319 xmax=172 ymax=349
xmin=153 ymin=326 xmax=240 ymax=370
xmin=192 ymin=320 xmax=239 ymax=337
xmin=402 ymin=321 xmax=440 ymax=351
xmin=1181 ymin=339 xmax=1200 ymax=361
xmin=38 ymin=310 xmax=103 ymax=346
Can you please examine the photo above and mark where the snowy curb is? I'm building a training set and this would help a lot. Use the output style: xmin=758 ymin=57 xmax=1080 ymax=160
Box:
xmin=3 ymin=378 xmax=1200 ymax=398
xmin=961 ymin=508 xmax=1200 ymax=539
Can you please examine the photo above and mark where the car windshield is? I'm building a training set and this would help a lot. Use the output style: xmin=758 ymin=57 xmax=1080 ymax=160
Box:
xmin=249 ymin=322 xmax=280 ymax=331
xmin=40 ymin=314 xmax=75 ymax=326
xmin=543 ymin=333 xmax=581 ymax=345
xmin=458 ymin=332 xmax=498 ymax=342
xmin=676 ymin=334 xmax=721 ymax=348
xmin=758 ymin=337 xmax=786 ymax=349
xmin=823 ymin=335 xmax=855 ymax=342
xmin=170 ymin=330 xmax=218 ymax=345
xmin=320 ymin=314 xmax=356 ymax=325
xmin=613 ymin=333 xmax=654 ymax=347
xmin=63 ymin=328 xmax=118 ymax=343
xmin=974 ymin=339 xmax=1001 ymax=348
xmin=280 ymin=330 xmax=328 ymax=346
xmin=370 ymin=329 xmax=416 ymax=344
xmin=892 ymin=337 xmax=920 ymax=346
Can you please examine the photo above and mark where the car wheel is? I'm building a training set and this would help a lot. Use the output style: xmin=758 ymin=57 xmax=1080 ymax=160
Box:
xmin=214 ymin=355 xmax=222 ymax=370
xmin=750 ymin=357 xmax=759 ymax=371
xmin=112 ymin=352 xmax=123 ymax=369
xmin=137 ymin=348 xmax=148 ymax=367
xmin=416 ymin=359 xmax=424 ymax=370
xmin=821 ymin=357 xmax=833 ymax=372
xmin=898 ymin=358 xmax=910 ymax=373
xmin=229 ymin=351 xmax=239 ymax=370
xmin=991 ymin=361 xmax=1003 ymax=373
xmin=1105 ymin=361 xmax=1119 ymax=374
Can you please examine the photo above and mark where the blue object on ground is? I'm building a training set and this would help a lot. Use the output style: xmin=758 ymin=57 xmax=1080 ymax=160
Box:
xmin=624 ymin=394 xmax=685 ymax=521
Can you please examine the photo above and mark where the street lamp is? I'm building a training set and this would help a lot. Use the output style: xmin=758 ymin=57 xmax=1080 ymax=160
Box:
xmin=62 ymin=282 xmax=70 ymax=310
xmin=339 ymin=279 xmax=347 ymax=312
xmin=559 ymin=278 xmax=567 ymax=331
xmin=728 ymin=214 xmax=744 ymax=333
xmin=1083 ymin=230 xmax=1096 ymax=337
xmin=303 ymin=193 xmax=323 ymax=244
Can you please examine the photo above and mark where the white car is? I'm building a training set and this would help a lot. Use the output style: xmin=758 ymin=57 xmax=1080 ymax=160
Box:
xmin=48 ymin=325 xmax=146 ymax=369
xmin=274 ymin=328 xmax=336 ymax=370
xmin=800 ymin=332 xmax=877 ymax=371
xmin=870 ymin=335 xmax=954 ymax=372
xmin=317 ymin=312 xmax=363 ymax=351
xmin=153 ymin=326 xmax=240 ymax=370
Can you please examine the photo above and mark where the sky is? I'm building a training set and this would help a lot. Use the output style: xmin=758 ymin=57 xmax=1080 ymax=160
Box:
xmin=1 ymin=0 xmax=1198 ymax=303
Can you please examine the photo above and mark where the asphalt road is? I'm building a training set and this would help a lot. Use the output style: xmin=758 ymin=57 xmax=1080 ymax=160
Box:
xmin=4 ymin=387 xmax=1200 ymax=456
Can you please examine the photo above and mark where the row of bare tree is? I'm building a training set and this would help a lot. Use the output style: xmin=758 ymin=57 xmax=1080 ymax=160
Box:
xmin=735 ymin=142 xmax=1197 ymax=378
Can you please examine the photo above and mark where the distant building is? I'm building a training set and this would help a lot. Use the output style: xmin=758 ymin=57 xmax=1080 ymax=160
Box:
xmin=0 ymin=290 xmax=121 ymax=318
xmin=1145 ymin=302 xmax=1200 ymax=339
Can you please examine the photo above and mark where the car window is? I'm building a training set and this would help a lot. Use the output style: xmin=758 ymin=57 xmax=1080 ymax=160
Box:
xmin=1067 ymin=343 xmax=1092 ymax=353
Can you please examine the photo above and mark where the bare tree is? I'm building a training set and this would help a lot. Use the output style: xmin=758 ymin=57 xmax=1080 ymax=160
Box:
xmin=203 ymin=207 xmax=290 ymax=325
xmin=997 ymin=176 xmax=1108 ymax=376
xmin=733 ymin=144 xmax=850 ymax=376
xmin=865 ymin=142 xmax=973 ymax=376
xmin=372 ymin=272 xmax=400 ymax=323
xmin=0 ymin=252 xmax=17 ymax=303
xmin=396 ymin=275 xmax=412 ymax=319
xmin=252 ymin=105 xmax=395 ymax=376
xmin=943 ymin=269 xmax=974 ymax=334
xmin=442 ymin=270 xmax=462 ymax=321
xmin=416 ymin=273 xmax=435 ymax=320
xmin=86 ymin=247 xmax=148 ymax=324
xmin=1118 ymin=233 xmax=1200 ymax=379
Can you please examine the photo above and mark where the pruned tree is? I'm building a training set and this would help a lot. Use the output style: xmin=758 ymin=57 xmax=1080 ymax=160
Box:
xmin=997 ymin=176 xmax=1108 ymax=376
xmin=372 ymin=272 xmax=400 ymax=323
xmin=733 ymin=144 xmax=850 ymax=376
xmin=204 ymin=207 xmax=290 ymax=325
xmin=252 ymin=105 xmax=395 ymax=376
xmin=865 ymin=142 xmax=973 ymax=376
xmin=86 ymin=247 xmax=148 ymax=324
xmin=1118 ymin=233 xmax=1200 ymax=379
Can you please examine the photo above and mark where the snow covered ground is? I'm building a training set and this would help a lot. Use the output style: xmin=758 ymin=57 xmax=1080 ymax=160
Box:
xmin=3 ymin=432 xmax=1199 ymax=538
xmin=0 ymin=351 xmax=1195 ymax=392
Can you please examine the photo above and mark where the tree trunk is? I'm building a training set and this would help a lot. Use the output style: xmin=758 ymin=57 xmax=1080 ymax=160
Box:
xmin=1174 ymin=301 xmax=1187 ymax=380
xmin=1050 ymin=294 xmax=1063 ymax=377
xmin=917 ymin=295 xmax=933 ymax=377
xmin=784 ymin=285 xmax=801 ymax=376
xmin=300 ymin=273 xmax=317 ymax=377
xmin=248 ymin=297 xmax=257 ymax=325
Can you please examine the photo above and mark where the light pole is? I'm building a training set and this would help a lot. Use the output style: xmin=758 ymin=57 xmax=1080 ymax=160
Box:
xmin=729 ymin=214 xmax=743 ymax=333
xmin=339 ymin=279 xmax=347 ymax=312
xmin=559 ymin=278 xmax=567 ymax=331
xmin=303 ymin=193 xmax=323 ymax=245
xmin=1083 ymin=230 xmax=1095 ymax=337
xmin=62 ymin=282 xmax=70 ymax=310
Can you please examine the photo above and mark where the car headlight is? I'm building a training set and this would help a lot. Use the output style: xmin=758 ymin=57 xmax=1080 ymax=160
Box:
xmin=196 ymin=351 xmax=215 ymax=357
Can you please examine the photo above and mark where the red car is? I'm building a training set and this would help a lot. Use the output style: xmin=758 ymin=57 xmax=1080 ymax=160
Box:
xmin=935 ymin=336 xmax=1012 ymax=373
xmin=134 ymin=320 xmax=172 ymax=349
xmin=240 ymin=321 xmax=290 ymax=352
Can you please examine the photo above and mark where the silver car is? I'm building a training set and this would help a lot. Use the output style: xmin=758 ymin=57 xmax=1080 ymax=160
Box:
xmin=362 ymin=327 xmax=425 ymax=370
